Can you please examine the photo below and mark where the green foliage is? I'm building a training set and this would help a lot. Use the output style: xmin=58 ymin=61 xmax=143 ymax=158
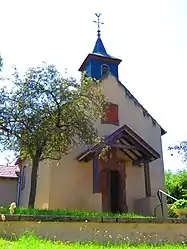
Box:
xmin=167 ymin=204 xmax=178 ymax=218
xmin=171 ymin=199 xmax=187 ymax=210
xmin=165 ymin=169 xmax=187 ymax=203
xmin=0 ymin=234 xmax=185 ymax=248
xmin=0 ymin=63 xmax=106 ymax=206
xmin=0 ymin=64 xmax=106 ymax=160
xmin=0 ymin=206 xmax=149 ymax=218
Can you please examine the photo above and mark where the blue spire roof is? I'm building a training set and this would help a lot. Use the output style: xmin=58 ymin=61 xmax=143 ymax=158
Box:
xmin=91 ymin=28 xmax=118 ymax=60
xmin=92 ymin=36 xmax=108 ymax=56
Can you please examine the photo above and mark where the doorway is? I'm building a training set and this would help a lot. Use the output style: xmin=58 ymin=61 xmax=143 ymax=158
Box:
xmin=110 ymin=170 xmax=120 ymax=213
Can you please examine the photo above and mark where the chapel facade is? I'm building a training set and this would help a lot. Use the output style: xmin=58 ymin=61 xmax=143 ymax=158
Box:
xmin=18 ymin=15 xmax=167 ymax=217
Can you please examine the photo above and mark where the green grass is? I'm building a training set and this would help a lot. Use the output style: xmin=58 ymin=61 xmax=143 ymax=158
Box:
xmin=0 ymin=207 xmax=152 ymax=218
xmin=0 ymin=235 xmax=186 ymax=249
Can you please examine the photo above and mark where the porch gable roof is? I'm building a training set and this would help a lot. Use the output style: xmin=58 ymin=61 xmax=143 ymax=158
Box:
xmin=77 ymin=124 xmax=160 ymax=163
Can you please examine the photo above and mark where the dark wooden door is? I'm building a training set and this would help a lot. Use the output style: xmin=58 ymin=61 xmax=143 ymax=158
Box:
xmin=101 ymin=168 xmax=110 ymax=212
xmin=100 ymin=156 xmax=128 ymax=213
xmin=110 ymin=170 xmax=120 ymax=213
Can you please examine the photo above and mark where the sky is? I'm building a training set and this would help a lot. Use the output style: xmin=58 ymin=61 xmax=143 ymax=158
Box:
xmin=0 ymin=0 xmax=187 ymax=170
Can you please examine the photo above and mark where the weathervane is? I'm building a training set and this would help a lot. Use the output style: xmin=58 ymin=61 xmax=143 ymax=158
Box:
xmin=93 ymin=13 xmax=104 ymax=38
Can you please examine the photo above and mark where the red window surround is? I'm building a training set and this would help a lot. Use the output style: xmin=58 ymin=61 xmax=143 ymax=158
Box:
xmin=101 ymin=102 xmax=119 ymax=126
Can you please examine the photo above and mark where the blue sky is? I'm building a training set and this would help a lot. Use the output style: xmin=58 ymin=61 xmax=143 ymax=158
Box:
xmin=0 ymin=0 xmax=187 ymax=170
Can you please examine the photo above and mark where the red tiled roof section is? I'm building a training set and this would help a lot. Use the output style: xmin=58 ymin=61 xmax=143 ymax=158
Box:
xmin=0 ymin=165 xmax=20 ymax=179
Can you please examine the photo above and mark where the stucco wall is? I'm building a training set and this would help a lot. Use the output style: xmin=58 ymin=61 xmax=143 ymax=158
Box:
xmin=0 ymin=178 xmax=17 ymax=206
xmin=1 ymin=218 xmax=187 ymax=244
xmin=35 ymin=161 xmax=51 ymax=209
xmin=19 ymin=161 xmax=51 ymax=209
xmin=48 ymin=151 xmax=101 ymax=211
xmin=18 ymin=152 xmax=100 ymax=210
xmin=125 ymin=161 xmax=145 ymax=211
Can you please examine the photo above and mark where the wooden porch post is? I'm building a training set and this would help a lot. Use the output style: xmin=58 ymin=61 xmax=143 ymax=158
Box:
xmin=93 ymin=154 xmax=99 ymax=193
xmin=144 ymin=160 xmax=151 ymax=197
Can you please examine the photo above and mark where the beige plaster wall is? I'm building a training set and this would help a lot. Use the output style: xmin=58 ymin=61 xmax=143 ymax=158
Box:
xmin=48 ymin=151 xmax=101 ymax=211
xmin=0 ymin=221 xmax=187 ymax=244
xmin=19 ymin=161 xmax=51 ymax=209
xmin=35 ymin=161 xmax=51 ymax=209
xmin=0 ymin=178 xmax=18 ymax=206
xmin=18 ymin=150 xmax=101 ymax=211
xmin=125 ymin=161 xmax=145 ymax=212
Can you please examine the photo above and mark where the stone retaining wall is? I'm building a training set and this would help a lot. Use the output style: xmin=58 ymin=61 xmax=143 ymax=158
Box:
xmin=1 ymin=215 xmax=187 ymax=244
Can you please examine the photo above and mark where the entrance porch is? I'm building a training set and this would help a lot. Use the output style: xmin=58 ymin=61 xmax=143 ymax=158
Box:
xmin=77 ymin=124 xmax=161 ymax=215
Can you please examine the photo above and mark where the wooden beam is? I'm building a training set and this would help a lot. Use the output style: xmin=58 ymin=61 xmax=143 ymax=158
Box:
xmin=120 ymin=139 xmax=141 ymax=158
xmin=107 ymin=143 xmax=140 ymax=150
xmin=132 ymin=158 xmax=145 ymax=166
xmin=144 ymin=160 xmax=151 ymax=197
xmin=119 ymin=149 xmax=135 ymax=161
xmin=93 ymin=155 xmax=99 ymax=193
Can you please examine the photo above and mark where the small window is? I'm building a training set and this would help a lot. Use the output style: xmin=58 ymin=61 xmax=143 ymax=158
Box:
xmin=101 ymin=102 xmax=119 ymax=126
xmin=102 ymin=64 xmax=110 ymax=76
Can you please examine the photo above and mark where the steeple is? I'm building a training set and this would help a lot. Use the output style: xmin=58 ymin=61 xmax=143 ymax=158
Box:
xmin=78 ymin=13 xmax=122 ymax=80
xmin=92 ymin=37 xmax=107 ymax=55
xmin=92 ymin=13 xmax=108 ymax=56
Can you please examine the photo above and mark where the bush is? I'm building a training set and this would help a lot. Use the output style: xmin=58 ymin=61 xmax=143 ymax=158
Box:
xmin=165 ymin=170 xmax=187 ymax=203
xmin=167 ymin=204 xmax=178 ymax=218
xmin=171 ymin=199 xmax=187 ymax=210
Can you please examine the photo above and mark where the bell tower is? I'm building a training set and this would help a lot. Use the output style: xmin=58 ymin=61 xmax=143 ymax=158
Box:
xmin=78 ymin=13 xmax=122 ymax=80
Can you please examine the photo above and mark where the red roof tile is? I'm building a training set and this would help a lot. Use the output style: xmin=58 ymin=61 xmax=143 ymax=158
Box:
xmin=0 ymin=165 xmax=20 ymax=179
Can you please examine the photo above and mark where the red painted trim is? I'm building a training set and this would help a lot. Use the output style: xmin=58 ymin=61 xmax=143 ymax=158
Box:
xmin=101 ymin=102 xmax=119 ymax=126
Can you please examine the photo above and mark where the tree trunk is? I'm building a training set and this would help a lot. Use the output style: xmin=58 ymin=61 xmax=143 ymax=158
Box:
xmin=28 ymin=156 xmax=40 ymax=208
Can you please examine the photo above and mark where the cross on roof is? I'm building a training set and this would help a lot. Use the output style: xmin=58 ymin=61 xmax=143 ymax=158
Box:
xmin=93 ymin=13 xmax=104 ymax=38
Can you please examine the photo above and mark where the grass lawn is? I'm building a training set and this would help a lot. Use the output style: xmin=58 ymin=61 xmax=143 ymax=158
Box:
xmin=0 ymin=235 xmax=186 ymax=249
xmin=0 ymin=207 xmax=151 ymax=218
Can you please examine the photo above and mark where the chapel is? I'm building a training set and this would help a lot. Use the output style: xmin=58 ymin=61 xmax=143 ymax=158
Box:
xmin=18 ymin=14 xmax=167 ymax=217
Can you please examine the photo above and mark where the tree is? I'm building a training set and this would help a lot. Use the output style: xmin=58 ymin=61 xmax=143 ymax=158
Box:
xmin=168 ymin=141 xmax=187 ymax=163
xmin=0 ymin=63 xmax=106 ymax=208
xmin=165 ymin=169 xmax=187 ymax=202
xmin=0 ymin=55 xmax=3 ymax=71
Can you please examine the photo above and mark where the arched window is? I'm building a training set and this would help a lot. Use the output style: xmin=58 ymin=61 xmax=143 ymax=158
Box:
xmin=102 ymin=64 xmax=110 ymax=76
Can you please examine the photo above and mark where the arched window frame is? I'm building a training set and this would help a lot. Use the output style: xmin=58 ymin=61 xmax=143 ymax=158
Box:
xmin=101 ymin=64 xmax=110 ymax=76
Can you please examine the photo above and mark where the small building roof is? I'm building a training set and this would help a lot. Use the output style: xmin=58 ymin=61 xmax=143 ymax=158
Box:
xmin=77 ymin=124 xmax=160 ymax=163
xmin=0 ymin=165 xmax=20 ymax=179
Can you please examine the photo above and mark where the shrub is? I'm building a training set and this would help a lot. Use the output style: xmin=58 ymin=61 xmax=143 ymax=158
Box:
xmin=167 ymin=204 xmax=178 ymax=218
xmin=171 ymin=199 xmax=187 ymax=210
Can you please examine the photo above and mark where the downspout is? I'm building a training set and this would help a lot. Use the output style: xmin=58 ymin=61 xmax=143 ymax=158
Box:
xmin=16 ymin=171 xmax=21 ymax=207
